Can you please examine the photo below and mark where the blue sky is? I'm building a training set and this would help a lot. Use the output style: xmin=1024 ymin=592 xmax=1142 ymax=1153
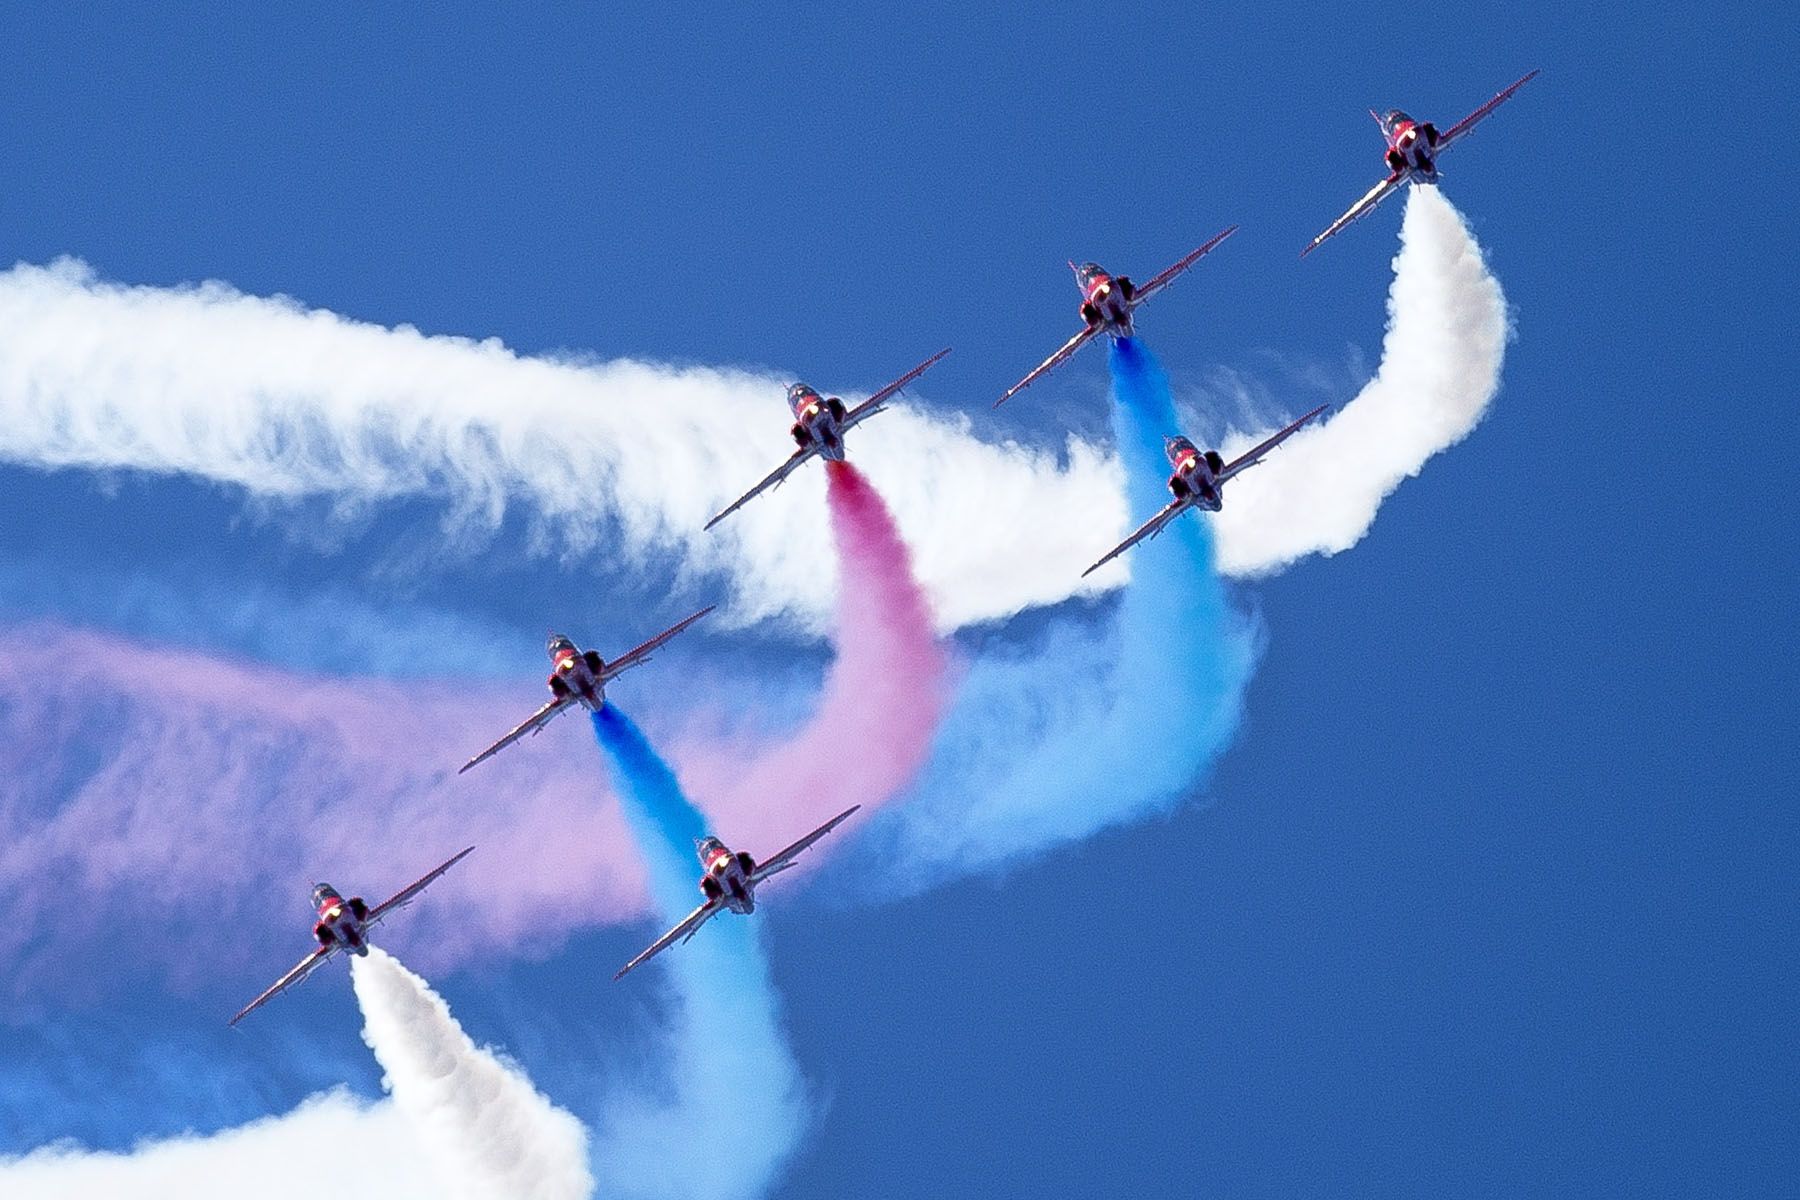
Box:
xmin=0 ymin=4 xmax=1793 ymax=1197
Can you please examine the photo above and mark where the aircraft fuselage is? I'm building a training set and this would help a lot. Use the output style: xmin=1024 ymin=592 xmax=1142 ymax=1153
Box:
xmin=546 ymin=636 xmax=606 ymax=711
xmin=789 ymin=385 xmax=850 ymax=462
xmin=697 ymin=837 xmax=757 ymax=914
xmin=1074 ymin=263 xmax=1135 ymax=337
xmin=1381 ymin=110 xmax=1441 ymax=181
xmin=1165 ymin=437 xmax=1224 ymax=511
xmin=311 ymin=885 xmax=371 ymax=955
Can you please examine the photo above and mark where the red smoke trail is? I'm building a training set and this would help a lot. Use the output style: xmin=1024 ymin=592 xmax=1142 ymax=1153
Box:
xmin=683 ymin=460 xmax=948 ymax=853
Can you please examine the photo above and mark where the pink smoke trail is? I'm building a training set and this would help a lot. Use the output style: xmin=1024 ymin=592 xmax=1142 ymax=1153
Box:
xmin=0 ymin=623 xmax=648 ymax=1011
xmin=681 ymin=461 xmax=949 ymax=853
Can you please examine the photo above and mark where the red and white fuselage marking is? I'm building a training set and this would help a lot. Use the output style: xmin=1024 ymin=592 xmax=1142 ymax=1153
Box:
xmin=698 ymin=836 xmax=757 ymax=913
xmin=1073 ymin=262 xmax=1134 ymax=336
xmin=1380 ymin=109 xmax=1440 ymax=178
xmin=1165 ymin=436 xmax=1223 ymax=511
xmin=547 ymin=636 xmax=606 ymax=710
xmin=311 ymin=885 xmax=371 ymax=954
xmin=788 ymin=384 xmax=849 ymax=461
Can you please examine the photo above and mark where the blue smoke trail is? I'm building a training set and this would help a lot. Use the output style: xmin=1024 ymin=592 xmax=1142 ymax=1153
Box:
xmin=591 ymin=705 xmax=708 ymax=892
xmin=876 ymin=336 xmax=1257 ymax=880
xmin=587 ymin=706 xmax=807 ymax=1200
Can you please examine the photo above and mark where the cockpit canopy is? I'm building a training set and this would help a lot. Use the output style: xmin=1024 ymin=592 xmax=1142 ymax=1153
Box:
xmin=312 ymin=883 xmax=340 ymax=907
xmin=546 ymin=633 xmax=576 ymax=656
xmin=696 ymin=836 xmax=727 ymax=859
xmin=1165 ymin=435 xmax=1198 ymax=461
xmin=1073 ymin=262 xmax=1106 ymax=283
xmin=787 ymin=383 xmax=823 ymax=411
xmin=1382 ymin=109 xmax=1413 ymax=132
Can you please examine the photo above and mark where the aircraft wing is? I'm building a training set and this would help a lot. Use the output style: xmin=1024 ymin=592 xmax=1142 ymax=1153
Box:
xmin=1438 ymin=69 xmax=1540 ymax=150
xmin=1080 ymin=499 xmax=1190 ymax=578
xmin=842 ymin=347 xmax=952 ymax=427
xmin=1129 ymin=225 xmax=1239 ymax=307
xmin=367 ymin=845 xmax=476 ymax=924
xmin=748 ymin=804 xmax=861 ymax=884
xmin=614 ymin=899 xmax=723 ymax=980
xmin=1302 ymin=175 xmax=1402 ymax=257
xmin=704 ymin=448 xmax=814 ymax=531
xmin=994 ymin=325 xmax=1100 ymax=408
xmin=230 ymin=945 xmax=334 ymax=1026
xmin=459 ymin=696 xmax=575 ymax=774
xmin=1216 ymin=404 xmax=1329 ymax=483
xmin=601 ymin=605 xmax=716 ymax=681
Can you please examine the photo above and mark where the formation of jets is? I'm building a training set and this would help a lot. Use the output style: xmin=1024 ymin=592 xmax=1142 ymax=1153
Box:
xmin=231 ymin=72 xmax=1535 ymax=1025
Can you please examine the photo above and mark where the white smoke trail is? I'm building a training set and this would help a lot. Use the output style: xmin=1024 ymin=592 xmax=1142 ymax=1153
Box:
xmin=0 ymin=1091 xmax=438 ymax=1199
xmin=350 ymin=947 xmax=595 ymax=1200
xmin=0 ymin=191 xmax=1504 ymax=630
xmin=1205 ymin=186 xmax=1509 ymax=574
xmin=0 ymin=261 xmax=1115 ymax=632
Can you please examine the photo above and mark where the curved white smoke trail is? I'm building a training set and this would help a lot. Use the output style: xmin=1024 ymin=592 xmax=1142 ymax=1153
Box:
xmin=351 ymin=948 xmax=595 ymax=1200
xmin=1206 ymin=186 xmax=1509 ymax=573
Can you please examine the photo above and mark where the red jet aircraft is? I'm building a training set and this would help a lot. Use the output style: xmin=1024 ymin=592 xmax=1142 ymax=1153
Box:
xmin=229 ymin=846 xmax=473 ymax=1026
xmin=1302 ymin=70 xmax=1539 ymax=257
xmin=614 ymin=805 xmax=861 ymax=980
xmin=704 ymin=349 xmax=951 ymax=531
xmin=994 ymin=226 xmax=1237 ymax=408
xmin=460 ymin=607 xmax=715 ymax=774
xmin=1082 ymin=406 xmax=1327 ymax=578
